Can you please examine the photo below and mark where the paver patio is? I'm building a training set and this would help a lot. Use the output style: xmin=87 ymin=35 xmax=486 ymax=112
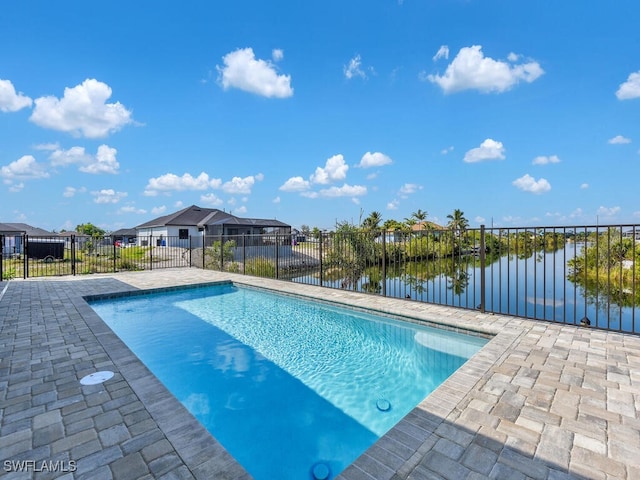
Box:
xmin=1 ymin=269 xmax=639 ymax=479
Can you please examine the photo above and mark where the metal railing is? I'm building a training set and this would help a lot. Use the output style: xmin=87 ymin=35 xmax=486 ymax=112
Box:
xmin=1 ymin=225 xmax=638 ymax=333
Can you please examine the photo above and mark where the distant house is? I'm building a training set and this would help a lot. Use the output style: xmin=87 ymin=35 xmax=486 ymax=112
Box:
xmin=111 ymin=228 xmax=137 ymax=246
xmin=411 ymin=221 xmax=445 ymax=233
xmin=0 ymin=223 xmax=58 ymax=258
xmin=135 ymin=205 xmax=291 ymax=247
xmin=58 ymin=231 xmax=91 ymax=250
xmin=623 ymin=228 xmax=640 ymax=241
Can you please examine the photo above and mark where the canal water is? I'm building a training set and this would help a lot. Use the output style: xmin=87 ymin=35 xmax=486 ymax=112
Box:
xmin=295 ymin=243 xmax=639 ymax=333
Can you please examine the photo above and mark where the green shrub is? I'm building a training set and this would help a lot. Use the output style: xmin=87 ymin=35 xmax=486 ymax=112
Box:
xmin=2 ymin=268 xmax=16 ymax=280
xmin=245 ymin=257 xmax=276 ymax=278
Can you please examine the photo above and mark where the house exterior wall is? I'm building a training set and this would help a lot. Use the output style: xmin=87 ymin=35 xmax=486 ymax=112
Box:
xmin=137 ymin=226 xmax=202 ymax=247
xmin=1 ymin=235 xmax=23 ymax=257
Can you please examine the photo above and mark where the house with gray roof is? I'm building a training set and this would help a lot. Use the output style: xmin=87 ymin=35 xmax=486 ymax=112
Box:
xmin=0 ymin=223 xmax=57 ymax=258
xmin=135 ymin=205 xmax=291 ymax=247
xmin=111 ymin=228 xmax=138 ymax=246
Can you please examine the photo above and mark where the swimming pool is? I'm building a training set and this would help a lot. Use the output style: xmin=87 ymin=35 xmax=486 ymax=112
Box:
xmin=89 ymin=283 xmax=488 ymax=479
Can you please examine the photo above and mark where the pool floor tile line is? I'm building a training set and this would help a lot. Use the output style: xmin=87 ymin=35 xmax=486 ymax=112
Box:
xmin=1 ymin=268 xmax=640 ymax=479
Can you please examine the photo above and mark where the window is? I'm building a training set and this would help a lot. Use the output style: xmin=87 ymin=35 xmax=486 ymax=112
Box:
xmin=179 ymin=229 xmax=189 ymax=240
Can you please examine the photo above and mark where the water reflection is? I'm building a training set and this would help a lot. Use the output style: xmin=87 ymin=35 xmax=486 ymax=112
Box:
xmin=294 ymin=241 xmax=639 ymax=333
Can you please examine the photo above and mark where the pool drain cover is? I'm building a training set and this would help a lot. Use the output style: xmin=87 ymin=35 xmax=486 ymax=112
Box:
xmin=376 ymin=398 xmax=391 ymax=412
xmin=80 ymin=371 xmax=114 ymax=385
xmin=312 ymin=462 xmax=330 ymax=480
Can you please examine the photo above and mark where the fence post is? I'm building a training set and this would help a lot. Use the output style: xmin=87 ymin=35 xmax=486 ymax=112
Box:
xmin=202 ymin=233 xmax=206 ymax=270
xmin=381 ymin=231 xmax=387 ymax=297
xmin=0 ymin=234 xmax=3 ymax=280
xmin=113 ymin=236 xmax=117 ymax=272
xmin=479 ymin=225 xmax=486 ymax=313
xmin=189 ymin=236 xmax=192 ymax=268
xmin=149 ymin=236 xmax=153 ymax=271
xmin=319 ymin=234 xmax=323 ymax=286
xmin=24 ymin=234 xmax=28 ymax=279
xmin=71 ymin=235 xmax=76 ymax=276
xmin=275 ymin=234 xmax=280 ymax=279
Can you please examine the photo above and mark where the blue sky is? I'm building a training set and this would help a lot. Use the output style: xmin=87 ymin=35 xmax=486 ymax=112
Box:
xmin=1 ymin=1 xmax=639 ymax=232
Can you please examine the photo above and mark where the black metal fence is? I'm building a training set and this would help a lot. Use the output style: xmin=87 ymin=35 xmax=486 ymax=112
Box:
xmin=2 ymin=225 xmax=639 ymax=333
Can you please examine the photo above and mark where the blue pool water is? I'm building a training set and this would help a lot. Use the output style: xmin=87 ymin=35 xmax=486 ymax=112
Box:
xmin=89 ymin=283 xmax=487 ymax=479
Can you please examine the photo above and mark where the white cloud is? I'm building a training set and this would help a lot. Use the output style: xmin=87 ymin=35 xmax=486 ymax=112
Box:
xmin=433 ymin=45 xmax=449 ymax=61
xmin=387 ymin=199 xmax=400 ymax=210
xmin=1 ymin=155 xmax=50 ymax=181
xmin=200 ymin=193 xmax=224 ymax=206
xmin=92 ymin=189 xmax=127 ymax=204
xmin=217 ymin=48 xmax=293 ymax=98
xmin=0 ymin=79 xmax=33 ymax=112
xmin=279 ymin=176 xmax=310 ymax=192
xmin=357 ymin=151 xmax=393 ymax=168
xmin=426 ymin=45 xmax=544 ymax=94
xmin=50 ymin=144 xmax=120 ymax=174
xmin=596 ymin=206 xmax=620 ymax=217
xmin=580 ymin=183 xmax=589 ymax=189
xmin=30 ymin=79 xmax=133 ymax=138
xmin=318 ymin=183 xmax=367 ymax=198
xmin=50 ymin=146 xmax=92 ymax=167
xmin=151 ymin=205 xmax=167 ymax=215
xmin=532 ymin=155 xmax=560 ymax=165
xmin=234 ymin=206 xmax=247 ymax=215
xmin=272 ymin=49 xmax=284 ymax=62
xmin=344 ymin=54 xmax=367 ymax=80
xmin=222 ymin=174 xmax=262 ymax=194
xmin=441 ymin=146 xmax=454 ymax=155
xmin=280 ymin=154 xmax=353 ymax=198
xmin=63 ymin=186 xmax=86 ymax=198
xmin=512 ymin=174 xmax=551 ymax=194
xmin=475 ymin=216 xmax=486 ymax=224
xmin=310 ymin=154 xmax=348 ymax=184
xmin=119 ymin=205 xmax=146 ymax=214
xmin=8 ymin=182 xmax=25 ymax=192
xmin=608 ymin=135 xmax=631 ymax=144
xmin=464 ymin=139 xmax=506 ymax=163
xmin=570 ymin=208 xmax=584 ymax=219
xmin=399 ymin=183 xmax=422 ymax=195
xmin=80 ymin=145 xmax=119 ymax=174
xmin=616 ymin=71 xmax=640 ymax=100
xmin=272 ymin=196 xmax=280 ymax=203
xmin=33 ymin=142 xmax=60 ymax=151
xmin=144 ymin=172 xmax=221 ymax=196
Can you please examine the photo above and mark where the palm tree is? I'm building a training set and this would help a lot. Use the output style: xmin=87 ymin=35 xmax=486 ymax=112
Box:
xmin=403 ymin=217 xmax=417 ymax=229
xmin=383 ymin=219 xmax=403 ymax=231
xmin=362 ymin=211 xmax=382 ymax=231
xmin=411 ymin=209 xmax=428 ymax=222
xmin=446 ymin=209 xmax=469 ymax=232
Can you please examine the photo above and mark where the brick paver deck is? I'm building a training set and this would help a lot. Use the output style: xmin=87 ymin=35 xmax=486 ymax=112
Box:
xmin=1 ymin=269 xmax=639 ymax=479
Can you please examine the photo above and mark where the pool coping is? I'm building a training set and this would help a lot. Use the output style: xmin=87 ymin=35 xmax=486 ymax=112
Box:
xmin=2 ymin=268 xmax=640 ymax=479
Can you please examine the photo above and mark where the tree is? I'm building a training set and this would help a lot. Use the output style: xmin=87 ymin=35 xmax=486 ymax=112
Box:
xmin=403 ymin=217 xmax=417 ymax=229
xmin=362 ymin=211 xmax=382 ymax=231
xmin=411 ymin=209 xmax=428 ymax=222
xmin=446 ymin=209 xmax=469 ymax=233
xmin=383 ymin=219 xmax=404 ymax=231
xmin=76 ymin=223 xmax=106 ymax=237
